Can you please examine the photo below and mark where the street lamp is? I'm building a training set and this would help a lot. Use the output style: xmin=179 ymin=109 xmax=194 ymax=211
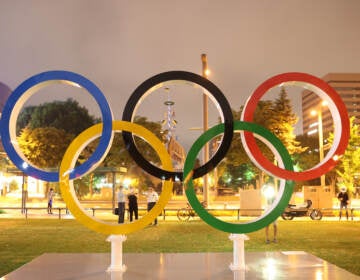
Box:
xmin=201 ymin=54 xmax=210 ymax=205
xmin=309 ymin=101 xmax=328 ymax=187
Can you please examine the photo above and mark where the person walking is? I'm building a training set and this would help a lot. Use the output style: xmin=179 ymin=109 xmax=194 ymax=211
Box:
xmin=147 ymin=187 xmax=159 ymax=225
xmin=338 ymin=187 xmax=349 ymax=220
xmin=47 ymin=188 xmax=54 ymax=214
xmin=117 ymin=185 xmax=126 ymax=223
xmin=128 ymin=187 xmax=138 ymax=222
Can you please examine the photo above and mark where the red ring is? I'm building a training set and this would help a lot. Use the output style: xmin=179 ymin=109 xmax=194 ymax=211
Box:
xmin=241 ymin=72 xmax=350 ymax=181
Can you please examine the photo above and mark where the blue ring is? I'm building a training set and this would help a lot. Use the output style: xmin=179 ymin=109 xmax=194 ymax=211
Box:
xmin=0 ymin=71 xmax=113 ymax=182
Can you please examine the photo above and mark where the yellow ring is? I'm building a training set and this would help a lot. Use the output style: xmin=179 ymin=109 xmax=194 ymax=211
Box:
xmin=59 ymin=121 xmax=173 ymax=235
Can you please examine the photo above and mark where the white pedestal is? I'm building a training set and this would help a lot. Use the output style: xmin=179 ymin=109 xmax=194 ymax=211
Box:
xmin=106 ymin=234 xmax=127 ymax=272
xmin=229 ymin=233 xmax=249 ymax=271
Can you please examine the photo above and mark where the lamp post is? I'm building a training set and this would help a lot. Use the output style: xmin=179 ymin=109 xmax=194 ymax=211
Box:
xmin=201 ymin=54 xmax=210 ymax=205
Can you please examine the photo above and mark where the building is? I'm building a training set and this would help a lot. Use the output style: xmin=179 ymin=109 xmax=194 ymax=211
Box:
xmin=167 ymin=136 xmax=186 ymax=172
xmin=0 ymin=81 xmax=11 ymax=113
xmin=302 ymin=73 xmax=360 ymax=137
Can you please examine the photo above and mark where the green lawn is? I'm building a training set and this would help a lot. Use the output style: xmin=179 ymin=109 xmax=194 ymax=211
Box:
xmin=0 ymin=218 xmax=360 ymax=277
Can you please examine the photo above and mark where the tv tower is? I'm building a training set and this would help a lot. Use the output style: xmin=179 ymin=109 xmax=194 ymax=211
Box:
xmin=161 ymin=87 xmax=177 ymax=147
xmin=160 ymin=87 xmax=186 ymax=175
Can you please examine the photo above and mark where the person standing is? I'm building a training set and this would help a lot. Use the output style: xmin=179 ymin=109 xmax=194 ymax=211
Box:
xmin=266 ymin=220 xmax=278 ymax=244
xmin=263 ymin=185 xmax=277 ymax=243
xmin=338 ymin=187 xmax=349 ymax=220
xmin=117 ymin=185 xmax=126 ymax=223
xmin=128 ymin=187 xmax=138 ymax=222
xmin=147 ymin=187 xmax=159 ymax=225
xmin=47 ymin=188 xmax=54 ymax=214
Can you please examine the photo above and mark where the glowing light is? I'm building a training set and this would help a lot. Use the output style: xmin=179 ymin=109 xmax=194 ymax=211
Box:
xmin=262 ymin=184 xmax=275 ymax=199
xmin=122 ymin=177 xmax=132 ymax=188
xmin=307 ymin=129 xmax=318 ymax=135
xmin=315 ymin=269 xmax=323 ymax=280
xmin=262 ymin=258 xmax=277 ymax=280
xmin=309 ymin=122 xmax=319 ymax=128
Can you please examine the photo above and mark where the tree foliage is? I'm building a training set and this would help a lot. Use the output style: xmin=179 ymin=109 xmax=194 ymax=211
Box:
xmin=16 ymin=99 xmax=97 ymax=169
xmin=17 ymin=98 xmax=97 ymax=135
xmin=102 ymin=116 xmax=164 ymax=192
xmin=293 ymin=134 xmax=321 ymax=190
xmin=328 ymin=117 xmax=360 ymax=196
xmin=66 ymin=115 xmax=165 ymax=193
xmin=17 ymin=127 xmax=74 ymax=168
xmin=218 ymin=88 xmax=305 ymax=189
xmin=269 ymin=88 xmax=305 ymax=155
xmin=16 ymin=106 xmax=36 ymax=135
xmin=100 ymin=116 xmax=163 ymax=168
xmin=16 ymin=98 xmax=166 ymax=195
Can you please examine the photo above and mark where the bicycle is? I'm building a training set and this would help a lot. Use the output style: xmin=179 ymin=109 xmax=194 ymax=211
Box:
xmin=177 ymin=201 xmax=207 ymax=221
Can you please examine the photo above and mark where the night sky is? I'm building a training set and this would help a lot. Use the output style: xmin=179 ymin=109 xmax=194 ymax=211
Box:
xmin=1 ymin=0 xmax=359 ymax=150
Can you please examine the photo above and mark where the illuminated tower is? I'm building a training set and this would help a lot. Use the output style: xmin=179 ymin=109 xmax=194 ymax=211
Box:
xmin=161 ymin=87 xmax=185 ymax=173
xmin=161 ymin=87 xmax=177 ymax=145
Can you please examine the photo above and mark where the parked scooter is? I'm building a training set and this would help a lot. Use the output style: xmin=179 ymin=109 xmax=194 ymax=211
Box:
xmin=281 ymin=199 xmax=323 ymax=220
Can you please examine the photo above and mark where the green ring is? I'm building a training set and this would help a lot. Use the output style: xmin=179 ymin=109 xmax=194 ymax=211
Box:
xmin=184 ymin=121 xmax=294 ymax=233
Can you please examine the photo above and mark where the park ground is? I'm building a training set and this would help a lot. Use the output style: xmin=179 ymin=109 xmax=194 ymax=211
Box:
xmin=0 ymin=218 xmax=360 ymax=277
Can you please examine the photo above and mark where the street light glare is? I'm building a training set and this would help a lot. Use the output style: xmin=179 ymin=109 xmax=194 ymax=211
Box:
xmin=333 ymin=155 xmax=340 ymax=161
xmin=262 ymin=184 xmax=275 ymax=199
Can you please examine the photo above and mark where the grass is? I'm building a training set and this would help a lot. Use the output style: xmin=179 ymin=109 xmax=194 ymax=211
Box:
xmin=0 ymin=219 xmax=360 ymax=277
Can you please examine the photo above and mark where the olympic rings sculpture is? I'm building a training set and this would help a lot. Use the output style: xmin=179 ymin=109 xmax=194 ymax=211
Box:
xmin=0 ymin=70 xmax=349 ymax=235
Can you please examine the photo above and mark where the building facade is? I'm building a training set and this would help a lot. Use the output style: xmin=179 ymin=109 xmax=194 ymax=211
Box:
xmin=302 ymin=73 xmax=360 ymax=137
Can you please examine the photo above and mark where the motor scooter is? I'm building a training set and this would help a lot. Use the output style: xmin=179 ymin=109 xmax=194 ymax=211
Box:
xmin=281 ymin=199 xmax=322 ymax=220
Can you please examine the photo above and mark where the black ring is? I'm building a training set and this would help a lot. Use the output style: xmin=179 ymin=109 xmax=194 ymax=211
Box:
xmin=122 ymin=71 xmax=233 ymax=181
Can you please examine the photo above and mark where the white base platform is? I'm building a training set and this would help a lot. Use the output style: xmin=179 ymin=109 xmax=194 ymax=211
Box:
xmin=4 ymin=252 xmax=360 ymax=280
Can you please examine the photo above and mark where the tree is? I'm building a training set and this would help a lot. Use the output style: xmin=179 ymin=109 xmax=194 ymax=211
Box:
xmin=293 ymin=134 xmax=320 ymax=190
xmin=269 ymin=88 xmax=305 ymax=155
xmin=218 ymin=88 xmax=305 ymax=189
xmin=328 ymin=117 xmax=360 ymax=196
xmin=17 ymin=99 xmax=99 ymax=169
xmin=253 ymin=88 xmax=306 ymax=187
xmin=17 ymin=127 xmax=74 ymax=168
xmin=0 ymin=145 xmax=11 ymax=172
xmin=16 ymin=99 xmax=99 ymax=196
xmin=101 ymin=116 xmax=163 ymax=167
xmin=73 ymin=175 xmax=93 ymax=199
xmin=16 ymin=106 xmax=36 ymax=135
xmin=17 ymin=98 xmax=97 ymax=135
xmin=16 ymin=98 xmax=166 ymax=195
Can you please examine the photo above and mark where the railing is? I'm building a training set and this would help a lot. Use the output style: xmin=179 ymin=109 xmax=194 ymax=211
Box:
xmin=0 ymin=207 xmax=69 ymax=219
xmin=0 ymin=207 xmax=260 ymax=220
xmin=318 ymin=207 xmax=360 ymax=221
xmin=1 ymin=206 xmax=360 ymax=220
